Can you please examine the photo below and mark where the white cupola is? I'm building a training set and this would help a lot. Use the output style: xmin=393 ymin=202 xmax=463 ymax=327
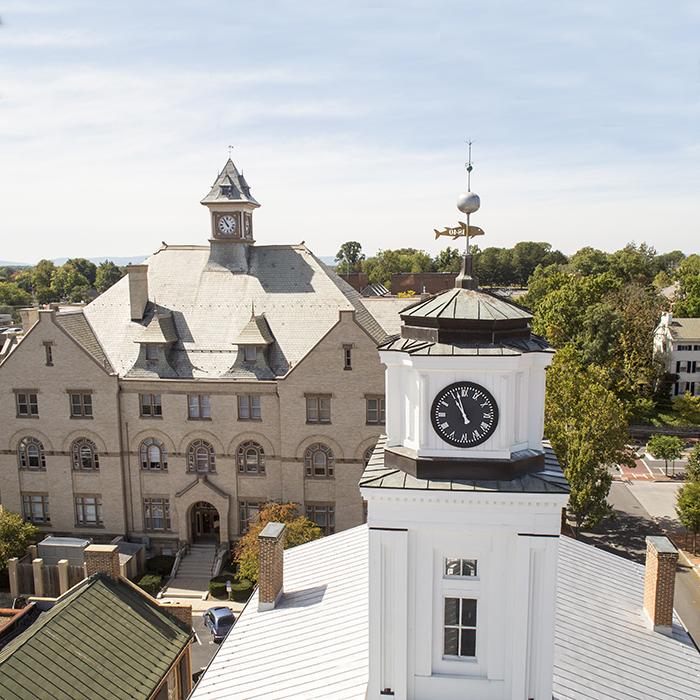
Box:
xmin=360 ymin=161 xmax=570 ymax=700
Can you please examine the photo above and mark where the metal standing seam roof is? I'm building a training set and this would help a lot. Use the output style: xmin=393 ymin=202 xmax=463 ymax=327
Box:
xmin=0 ymin=574 xmax=192 ymax=700
xmin=400 ymin=287 xmax=532 ymax=322
xmin=359 ymin=436 xmax=570 ymax=494
xmin=190 ymin=526 xmax=700 ymax=700
xmin=378 ymin=333 xmax=553 ymax=356
xmin=84 ymin=244 xmax=394 ymax=379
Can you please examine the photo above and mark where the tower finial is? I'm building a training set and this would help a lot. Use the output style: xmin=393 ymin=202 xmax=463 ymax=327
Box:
xmin=228 ymin=144 xmax=234 ymax=159
xmin=465 ymin=139 xmax=473 ymax=192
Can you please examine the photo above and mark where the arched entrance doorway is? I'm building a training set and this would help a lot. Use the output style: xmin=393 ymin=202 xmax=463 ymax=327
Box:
xmin=190 ymin=501 xmax=220 ymax=542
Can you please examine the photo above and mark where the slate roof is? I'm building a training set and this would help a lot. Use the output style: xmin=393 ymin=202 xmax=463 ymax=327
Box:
xmin=191 ymin=525 xmax=700 ymax=700
xmin=137 ymin=310 xmax=178 ymax=344
xmin=359 ymin=436 xmax=570 ymax=494
xmin=0 ymin=574 xmax=192 ymax=700
xmin=379 ymin=333 xmax=553 ymax=356
xmin=200 ymin=158 xmax=260 ymax=206
xmin=54 ymin=310 xmax=114 ymax=373
xmin=361 ymin=297 xmax=415 ymax=336
xmin=84 ymin=244 xmax=392 ymax=378
xmin=400 ymin=287 xmax=532 ymax=322
xmin=665 ymin=317 xmax=700 ymax=341
xmin=234 ymin=313 xmax=275 ymax=345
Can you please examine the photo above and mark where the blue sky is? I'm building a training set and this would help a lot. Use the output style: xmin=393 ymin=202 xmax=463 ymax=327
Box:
xmin=1 ymin=1 xmax=698 ymax=262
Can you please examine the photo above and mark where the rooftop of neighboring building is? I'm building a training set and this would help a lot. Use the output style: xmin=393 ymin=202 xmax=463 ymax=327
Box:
xmin=657 ymin=313 xmax=700 ymax=342
xmin=190 ymin=524 xmax=700 ymax=700
xmin=0 ymin=573 xmax=192 ymax=700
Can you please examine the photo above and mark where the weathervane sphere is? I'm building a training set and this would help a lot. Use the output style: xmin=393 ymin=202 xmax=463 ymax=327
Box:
xmin=457 ymin=191 xmax=480 ymax=214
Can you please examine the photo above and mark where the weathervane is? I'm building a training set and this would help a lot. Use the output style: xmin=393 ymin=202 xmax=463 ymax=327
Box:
xmin=433 ymin=141 xmax=485 ymax=290
xmin=228 ymin=144 xmax=234 ymax=158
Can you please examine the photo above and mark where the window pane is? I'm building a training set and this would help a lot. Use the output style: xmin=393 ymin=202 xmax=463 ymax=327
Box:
xmin=153 ymin=395 xmax=162 ymax=415
xmin=460 ymin=629 xmax=476 ymax=657
xmin=461 ymin=559 xmax=478 ymax=577
xmin=319 ymin=398 xmax=330 ymax=422
xmin=244 ymin=346 xmax=257 ymax=362
xmin=444 ymin=598 xmax=459 ymax=626
xmin=201 ymin=395 xmax=211 ymax=418
xmin=444 ymin=627 xmax=459 ymax=656
xmin=83 ymin=395 xmax=92 ymax=416
xmin=251 ymin=395 xmax=261 ymax=419
xmin=306 ymin=397 xmax=318 ymax=422
xmin=445 ymin=559 xmax=461 ymax=576
xmin=461 ymin=599 xmax=477 ymax=627
xmin=238 ymin=395 xmax=249 ymax=419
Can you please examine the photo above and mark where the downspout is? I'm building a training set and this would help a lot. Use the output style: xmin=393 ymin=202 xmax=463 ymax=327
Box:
xmin=116 ymin=382 xmax=134 ymax=535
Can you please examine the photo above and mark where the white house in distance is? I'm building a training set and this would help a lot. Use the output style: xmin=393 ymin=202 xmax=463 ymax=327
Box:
xmin=190 ymin=251 xmax=700 ymax=699
xmin=654 ymin=312 xmax=700 ymax=396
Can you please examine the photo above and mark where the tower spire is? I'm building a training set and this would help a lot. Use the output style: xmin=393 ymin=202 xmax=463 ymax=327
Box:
xmin=454 ymin=140 xmax=482 ymax=289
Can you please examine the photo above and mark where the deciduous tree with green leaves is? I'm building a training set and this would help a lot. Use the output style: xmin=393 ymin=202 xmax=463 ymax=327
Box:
xmin=0 ymin=509 xmax=38 ymax=572
xmin=0 ymin=282 xmax=31 ymax=307
xmin=95 ymin=261 xmax=125 ymax=293
xmin=685 ymin=444 xmax=700 ymax=482
xmin=545 ymin=347 xmax=633 ymax=535
xmin=334 ymin=241 xmax=365 ymax=274
xmin=233 ymin=502 xmax=322 ymax=582
xmin=676 ymin=481 xmax=700 ymax=554
xmin=647 ymin=434 xmax=685 ymax=477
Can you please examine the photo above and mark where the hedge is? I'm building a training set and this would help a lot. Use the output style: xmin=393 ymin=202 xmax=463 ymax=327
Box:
xmin=146 ymin=555 xmax=176 ymax=578
xmin=137 ymin=574 xmax=163 ymax=597
xmin=208 ymin=574 xmax=253 ymax=602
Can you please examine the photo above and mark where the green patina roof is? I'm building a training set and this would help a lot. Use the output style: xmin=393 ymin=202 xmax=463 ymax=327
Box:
xmin=0 ymin=574 xmax=191 ymax=700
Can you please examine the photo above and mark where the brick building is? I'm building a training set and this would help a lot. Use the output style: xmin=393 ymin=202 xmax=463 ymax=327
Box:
xmin=0 ymin=159 xmax=412 ymax=550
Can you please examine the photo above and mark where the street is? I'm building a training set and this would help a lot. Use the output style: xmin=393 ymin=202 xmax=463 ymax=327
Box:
xmin=578 ymin=481 xmax=700 ymax=646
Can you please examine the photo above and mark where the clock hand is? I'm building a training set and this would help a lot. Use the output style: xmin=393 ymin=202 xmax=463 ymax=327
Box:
xmin=453 ymin=395 xmax=470 ymax=425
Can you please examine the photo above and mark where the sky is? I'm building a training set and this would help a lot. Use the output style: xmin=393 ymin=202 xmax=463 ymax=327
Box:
xmin=0 ymin=1 xmax=699 ymax=263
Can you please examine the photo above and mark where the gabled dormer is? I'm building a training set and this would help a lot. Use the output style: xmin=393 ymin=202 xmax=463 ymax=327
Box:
xmin=128 ymin=309 xmax=178 ymax=377
xmin=226 ymin=312 xmax=275 ymax=379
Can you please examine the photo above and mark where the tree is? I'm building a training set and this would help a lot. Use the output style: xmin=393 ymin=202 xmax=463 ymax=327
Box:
xmin=0 ymin=282 xmax=31 ymax=307
xmin=647 ymin=434 xmax=685 ymax=476
xmin=568 ymin=247 xmax=610 ymax=277
xmin=95 ymin=261 xmax=124 ymax=293
xmin=685 ymin=444 xmax=700 ymax=482
xmin=672 ymin=392 xmax=700 ymax=425
xmin=676 ymin=482 xmax=700 ymax=554
xmin=545 ymin=347 xmax=633 ymax=535
xmin=433 ymin=246 xmax=463 ymax=273
xmin=0 ymin=509 xmax=38 ymax=572
xmin=363 ymin=248 xmax=433 ymax=289
xmin=50 ymin=264 xmax=90 ymax=302
xmin=32 ymin=259 xmax=55 ymax=289
xmin=234 ymin=502 xmax=322 ymax=582
xmin=334 ymin=242 xmax=365 ymax=274
xmin=65 ymin=258 xmax=97 ymax=286
xmin=608 ymin=242 xmax=657 ymax=282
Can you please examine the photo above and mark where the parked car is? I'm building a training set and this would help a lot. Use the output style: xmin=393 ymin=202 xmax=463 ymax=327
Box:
xmin=202 ymin=606 xmax=236 ymax=643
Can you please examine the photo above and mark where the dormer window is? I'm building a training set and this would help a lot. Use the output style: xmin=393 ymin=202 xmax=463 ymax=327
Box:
xmin=243 ymin=346 xmax=257 ymax=362
xmin=145 ymin=345 xmax=158 ymax=361
xmin=220 ymin=185 xmax=232 ymax=197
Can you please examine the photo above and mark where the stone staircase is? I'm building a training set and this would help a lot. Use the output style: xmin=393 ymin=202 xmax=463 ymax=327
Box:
xmin=160 ymin=543 xmax=217 ymax=601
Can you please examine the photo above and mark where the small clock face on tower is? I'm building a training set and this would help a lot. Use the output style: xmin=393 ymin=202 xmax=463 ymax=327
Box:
xmin=217 ymin=215 xmax=237 ymax=236
xmin=430 ymin=381 xmax=499 ymax=447
xmin=244 ymin=213 xmax=252 ymax=239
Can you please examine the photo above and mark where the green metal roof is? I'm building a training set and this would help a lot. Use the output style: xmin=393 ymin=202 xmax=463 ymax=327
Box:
xmin=0 ymin=574 xmax=192 ymax=700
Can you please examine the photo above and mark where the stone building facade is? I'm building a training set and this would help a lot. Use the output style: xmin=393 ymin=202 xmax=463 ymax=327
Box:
xmin=0 ymin=160 xmax=411 ymax=551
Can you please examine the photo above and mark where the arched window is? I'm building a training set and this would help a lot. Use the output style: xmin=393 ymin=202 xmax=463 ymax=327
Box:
xmin=71 ymin=438 xmax=99 ymax=471
xmin=304 ymin=443 xmax=334 ymax=479
xmin=18 ymin=437 xmax=46 ymax=470
xmin=140 ymin=438 xmax=168 ymax=471
xmin=187 ymin=439 xmax=215 ymax=473
xmin=237 ymin=441 xmax=265 ymax=474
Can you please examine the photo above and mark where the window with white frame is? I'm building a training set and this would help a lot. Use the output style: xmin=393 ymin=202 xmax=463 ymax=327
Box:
xmin=139 ymin=393 xmax=162 ymax=417
xmin=304 ymin=443 xmax=334 ymax=478
xmin=15 ymin=390 xmax=38 ymax=417
xmin=143 ymin=497 xmax=171 ymax=531
xmin=187 ymin=394 xmax=211 ymax=419
xmin=75 ymin=495 xmax=103 ymax=526
xmin=305 ymin=395 xmax=331 ymax=423
xmin=445 ymin=558 xmax=478 ymax=578
xmin=71 ymin=438 xmax=100 ymax=471
xmin=237 ymin=440 xmax=265 ymax=474
xmin=17 ymin=437 xmax=46 ymax=470
xmin=69 ymin=392 xmax=93 ymax=418
xmin=22 ymin=493 xmax=50 ymax=524
xmin=443 ymin=597 xmax=477 ymax=658
xmin=140 ymin=438 xmax=168 ymax=470
xmin=238 ymin=394 xmax=261 ymax=421
xmin=187 ymin=439 xmax=215 ymax=473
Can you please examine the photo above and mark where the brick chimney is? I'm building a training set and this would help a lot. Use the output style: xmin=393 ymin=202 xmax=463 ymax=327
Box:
xmin=642 ymin=536 xmax=678 ymax=634
xmin=258 ymin=522 xmax=285 ymax=611
xmin=160 ymin=602 xmax=193 ymax=630
xmin=127 ymin=264 xmax=149 ymax=321
xmin=84 ymin=544 xmax=121 ymax=580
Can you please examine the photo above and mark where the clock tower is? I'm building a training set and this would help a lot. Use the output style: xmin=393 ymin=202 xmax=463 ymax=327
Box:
xmin=360 ymin=163 xmax=570 ymax=700
xmin=201 ymin=158 xmax=259 ymax=271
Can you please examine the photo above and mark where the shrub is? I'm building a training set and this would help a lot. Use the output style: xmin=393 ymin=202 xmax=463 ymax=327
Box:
xmin=230 ymin=578 xmax=253 ymax=602
xmin=208 ymin=573 xmax=253 ymax=602
xmin=208 ymin=573 xmax=235 ymax=599
xmin=137 ymin=574 xmax=162 ymax=597
xmin=146 ymin=555 xmax=175 ymax=577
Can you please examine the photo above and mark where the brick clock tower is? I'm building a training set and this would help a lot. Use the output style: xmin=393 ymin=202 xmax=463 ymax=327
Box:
xmin=201 ymin=158 xmax=260 ymax=272
xmin=360 ymin=172 xmax=570 ymax=700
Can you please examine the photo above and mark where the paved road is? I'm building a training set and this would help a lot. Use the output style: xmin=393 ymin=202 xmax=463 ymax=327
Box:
xmin=578 ymin=482 xmax=700 ymax=646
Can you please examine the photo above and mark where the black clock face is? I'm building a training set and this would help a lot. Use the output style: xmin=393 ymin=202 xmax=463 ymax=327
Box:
xmin=430 ymin=381 xmax=499 ymax=447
